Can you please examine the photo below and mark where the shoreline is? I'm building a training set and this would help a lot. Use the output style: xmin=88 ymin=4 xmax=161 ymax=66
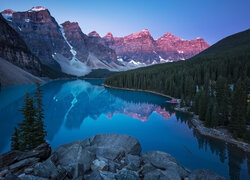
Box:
xmin=103 ymin=84 xmax=250 ymax=153
xmin=103 ymin=84 xmax=175 ymax=99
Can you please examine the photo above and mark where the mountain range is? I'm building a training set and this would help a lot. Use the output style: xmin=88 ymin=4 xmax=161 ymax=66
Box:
xmin=0 ymin=6 xmax=209 ymax=81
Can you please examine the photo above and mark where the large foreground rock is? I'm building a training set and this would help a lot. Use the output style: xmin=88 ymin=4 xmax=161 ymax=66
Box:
xmin=0 ymin=133 xmax=225 ymax=180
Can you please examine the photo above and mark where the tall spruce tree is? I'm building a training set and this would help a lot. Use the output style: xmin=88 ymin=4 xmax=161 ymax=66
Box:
xmin=229 ymin=79 xmax=247 ymax=138
xmin=18 ymin=93 xmax=37 ymax=151
xmin=215 ymin=76 xmax=231 ymax=126
xmin=11 ymin=83 xmax=47 ymax=151
xmin=33 ymin=82 xmax=46 ymax=147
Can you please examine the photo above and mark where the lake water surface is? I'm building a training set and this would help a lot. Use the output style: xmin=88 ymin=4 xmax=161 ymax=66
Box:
xmin=0 ymin=79 xmax=249 ymax=179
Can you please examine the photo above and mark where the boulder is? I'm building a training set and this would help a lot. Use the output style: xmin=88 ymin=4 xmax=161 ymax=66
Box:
xmin=116 ymin=169 xmax=140 ymax=180
xmin=18 ymin=174 xmax=49 ymax=180
xmin=142 ymin=151 xmax=189 ymax=180
xmin=9 ymin=158 xmax=39 ymax=174
xmin=33 ymin=158 xmax=58 ymax=178
xmin=89 ymin=134 xmax=142 ymax=156
xmin=0 ymin=143 xmax=51 ymax=174
xmin=52 ymin=139 xmax=95 ymax=172
xmin=188 ymin=169 xmax=226 ymax=180
xmin=91 ymin=159 xmax=108 ymax=171
xmin=125 ymin=154 xmax=141 ymax=171
xmin=0 ymin=134 xmax=226 ymax=180
xmin=143 ymin=169 xmax=168 ymax=180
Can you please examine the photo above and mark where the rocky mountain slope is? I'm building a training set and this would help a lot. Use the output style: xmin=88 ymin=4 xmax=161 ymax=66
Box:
xmin=0 ymin=57 xmax=43 ymax=86
xmin=0 ymin=14 xmax=41 ymax=76
xmin=103 ymin=30 xmax=210 ymax=64
xmin=1 ymin=7 xmax=121 ymax=77
xmin=0 ymin=134 xmax=225 ymax=180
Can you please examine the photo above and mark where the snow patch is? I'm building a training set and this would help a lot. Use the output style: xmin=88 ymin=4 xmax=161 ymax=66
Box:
xmin=152 ymin=60 xmax=158 ymax=64
xmin=29 ymin=6 xmax=46 ymax=12
xmin=25 ymin=19 xmax=30 ymax=23
xmin=18 ymin=26 xmax=22 ymax=31
xmin=60 ymin=26 xmax=77 ymax=56
xmin=159 ymin=56 xmax=173 ymax=63
xmin=129 ymin=60 xmax=144 ymax=65
xmin=53 ymin=53 xmax=91 ymax=77
xmin=117 ymin=57 xmax=124 ymax=62
xmin=53 ymin=27 xmax=91 ymax=76
xmin=2 ymin=14 xmax=12 ymax=21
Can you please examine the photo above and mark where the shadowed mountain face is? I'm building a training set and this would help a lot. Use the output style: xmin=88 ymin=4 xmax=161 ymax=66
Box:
xmin=0 ymin=14 xmax=41 ymax=76
xmin=1 ymin=7 xmax=121 ymax=76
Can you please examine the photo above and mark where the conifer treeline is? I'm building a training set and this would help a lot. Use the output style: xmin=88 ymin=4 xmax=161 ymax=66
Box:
xmin=105 ymin=30 xmax=250 ymax=141
xmin=11 ymin=82 xmax=47 ymax=151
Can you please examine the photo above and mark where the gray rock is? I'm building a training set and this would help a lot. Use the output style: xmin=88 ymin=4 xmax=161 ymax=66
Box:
xmin=142 ymin=151 xmax=189 ymax=180
xmin=90 ymin=134 xmax=142 ymax=155
xmin=33 ymin=159 xmax=58 ymax=178
xmin=116 ymin=169 xmax=140 ymax=180
xmin=0 ymin=169 xmax=8 ymax=177
xmin=9 ymin=158 xmax=39 ymax=174
xmin=23 ymin=168 xmax=33 ymax=174
xmin=125 ymin=154 xmax=141 ymax=171
xmin=52 ymin=139 xmax=95 ymax=172
xmin=143 ymin=169 xmax=168 ymax=180
xmin=93 ymin=147 xmax=125 ymax=161
xmin=188 ymin=169 xmax=226 ymax=180
xmin=86 ymin=170 xmax=103 ymax=180
xmin=2 ymin=173 xmax=19 ymax=180
xmin=0 ymin=143 xmax=51 ymax=171
xmin=18 ymin=174 xmax=48 ymax=180
xmin=65 ymin=163 xmax=84 ymax=179
xmin=99 ymin=171 xmax=116 ymax=180
xmin=140 ymin=163 xmax=156 ymax=175
xmin=91 ymin=159 xmax=108 ymax=171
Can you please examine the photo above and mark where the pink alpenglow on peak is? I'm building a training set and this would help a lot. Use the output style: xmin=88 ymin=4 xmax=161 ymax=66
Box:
xmin=102 ymin=29 xmax=210 ymax=64
xmin=1 ymin=9 xmax=16 ymax=21
xmin=1 ymin=9 xmax=16 ymax=15
xmin=28 ymin=6 xmax=47 ymax=12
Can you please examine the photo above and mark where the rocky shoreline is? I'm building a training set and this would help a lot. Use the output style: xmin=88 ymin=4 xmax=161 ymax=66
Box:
xmin=173 ymin=106 xmax=250 ymax=153
xmin=103 ymin=84 xmax=250 ymax=153
xmin=0 ymin=134 xmax=225 ymax=180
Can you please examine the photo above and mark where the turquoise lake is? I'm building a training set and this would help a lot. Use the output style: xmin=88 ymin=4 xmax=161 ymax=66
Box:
xmin=0 ymin=79 xmax=249 ymax=180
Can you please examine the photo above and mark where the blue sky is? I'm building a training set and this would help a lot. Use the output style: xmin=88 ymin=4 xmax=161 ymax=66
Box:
xmin=1 ymin=0 xmax=250 ymax=44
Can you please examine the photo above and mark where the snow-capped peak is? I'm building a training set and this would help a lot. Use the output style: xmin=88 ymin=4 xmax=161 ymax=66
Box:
xmin=1 ymin=9 xmax=15 ymax=21
xmin=1 ymin=9 xmax=15 ymax=15
xmin=29 ymin=6 xmax=47 ymax=12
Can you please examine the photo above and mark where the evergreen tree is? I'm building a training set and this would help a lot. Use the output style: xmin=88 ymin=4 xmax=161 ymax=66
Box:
xmin=205 ymin=102 xmax=212 ymax=127
xmin=215 ymin=76 xmax=231 ymax=126
xmin=11 ymin=127 xmax=20 ymax=150
xmin=198 ymin=91 xmax=207 ymax=121
xmin=18 ymin=93 xmax=37 ymax=151
xmin=229 ymin=79 xmax=247 ymax=138
xmin=33 ymin=82 xmax=46 ymax=147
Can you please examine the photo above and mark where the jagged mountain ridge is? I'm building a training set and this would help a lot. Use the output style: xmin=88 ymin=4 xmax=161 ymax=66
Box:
xmin=1 ymin=7 xmax=121 ymax=77
xmin=1 ymin=6 xmax=210 ymax=77
xmin=102 ymin=29 xmax=210 ymax=64
xmin=0 ymin=13 xmax=41 ymax=76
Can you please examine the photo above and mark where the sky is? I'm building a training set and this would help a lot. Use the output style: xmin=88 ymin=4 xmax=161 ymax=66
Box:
xmin=1 ymin=0 xmax=250 ymax=45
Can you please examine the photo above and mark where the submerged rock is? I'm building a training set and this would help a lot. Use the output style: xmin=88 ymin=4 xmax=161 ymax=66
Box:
xmin=0 ymin=133 xmax=225 ymax=179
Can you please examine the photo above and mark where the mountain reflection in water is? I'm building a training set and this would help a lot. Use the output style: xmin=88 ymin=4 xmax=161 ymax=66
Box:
xmin=0 ymin=79 xmax=249 ymax=180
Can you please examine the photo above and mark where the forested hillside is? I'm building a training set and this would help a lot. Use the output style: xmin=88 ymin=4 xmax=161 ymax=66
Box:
xmin=105 ymin=29 xmax=250 ymax=141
